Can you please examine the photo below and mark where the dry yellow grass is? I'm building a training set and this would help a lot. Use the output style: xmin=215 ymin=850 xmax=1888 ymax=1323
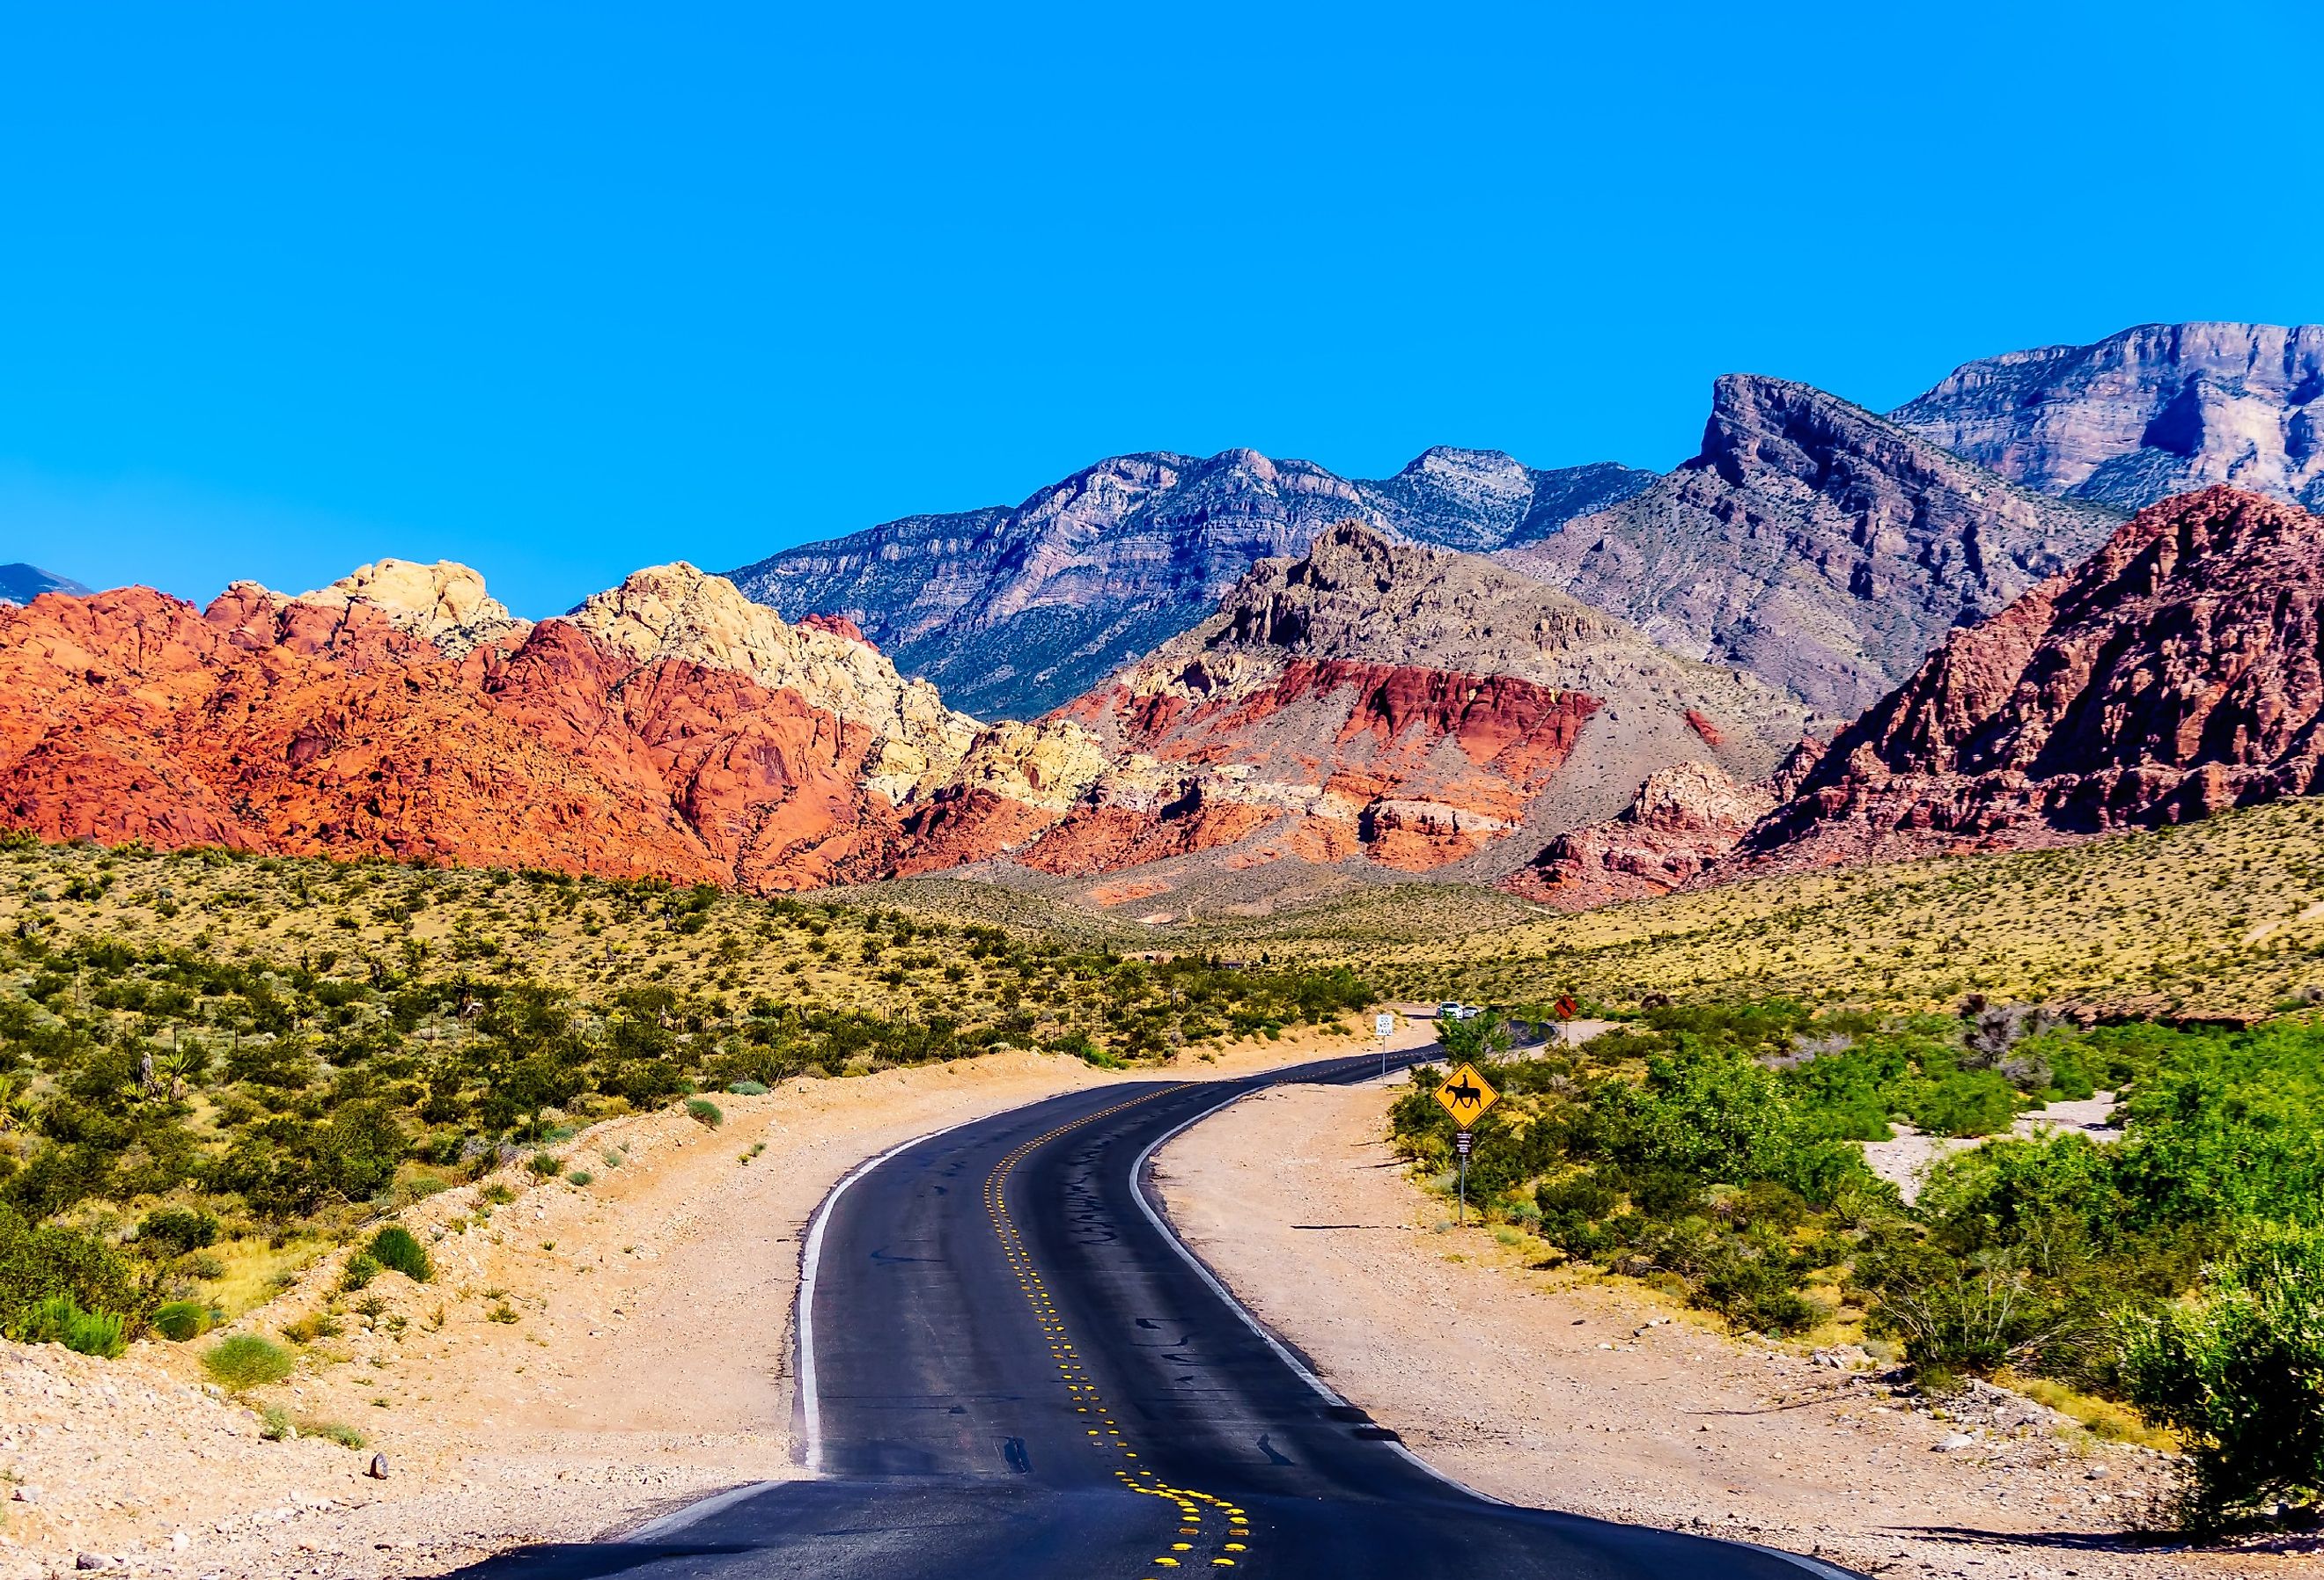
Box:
xmin=1314 ymin=798 xmax=2324 ymax=1018
xmin=16 ymin=790 xmax=2324 ymax=1025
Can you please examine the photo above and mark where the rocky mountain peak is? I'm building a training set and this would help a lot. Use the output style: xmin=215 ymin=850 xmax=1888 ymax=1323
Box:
xmin=563 ymin=562 xmax=980 ymax=803
xmin=1739 ymin=485 xmax=2324 ymax=868
xmin=1893 ymin=321 xmax=2324 ymax=511
xmin=0 ymin=564 xmax=92 ymax=606
xmin=724 ymin=445 xmax=1654 ymax=718
xmin=1393 ymin=446 xmax=1536 ymax=506
xmin=293 ymin=558 xmax=533 ymax=658
xmin=1498 ymin=374 xmax=2121 ymax=716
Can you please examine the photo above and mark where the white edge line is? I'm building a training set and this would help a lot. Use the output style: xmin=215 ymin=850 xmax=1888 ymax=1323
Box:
xmin=798 ymin=1113 xmax=995 ymax=1473
xmin=1129 ymin=1069 xmax=1867 ymax=1580
xmin=615 ymin=1107 xmax=998 ymax=1542
xmin=1124 ymin=1071 xmax=1511 ymax=1508
xmin=622 ymin=1477 xmax=783 ymax=1543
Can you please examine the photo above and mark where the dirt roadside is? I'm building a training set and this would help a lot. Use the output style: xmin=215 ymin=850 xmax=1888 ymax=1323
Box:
xmin=0 ymin=1021 xmax=1435 ymax=1580
xmin=1151 ymin=1078 xmax=2320 ymax=1580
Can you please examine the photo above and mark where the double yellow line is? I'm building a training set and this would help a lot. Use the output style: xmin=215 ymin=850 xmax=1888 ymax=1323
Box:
xmin=983 ymin=1090 xmax=1253 ymax=1574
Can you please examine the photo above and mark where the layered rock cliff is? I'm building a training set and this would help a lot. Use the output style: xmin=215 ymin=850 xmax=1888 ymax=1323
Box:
xmin=563 ymin=562 xmax=981 ymax=804
xmin=1893 ymin=322 xmax=2324 ymax=512
xmin=1738 ymin=488 xmax=2324 ymax=868
xmin=1026 ymin=522 xmax=1806 ymax=883
xmin=1497 ymin=375 xmax=2121 ymax=717
xmin=724 ymin=446 xmax=1653 ymax=719
xmin=1508 ymin=760 xmax=1775 ymax=909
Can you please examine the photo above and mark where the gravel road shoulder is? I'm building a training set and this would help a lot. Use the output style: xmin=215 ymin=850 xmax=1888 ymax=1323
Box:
xmin=1152 ymin=1079 xmax=2318 ymax=1580
xmin=0 ymin=1027 xmax=1387 ymax=1580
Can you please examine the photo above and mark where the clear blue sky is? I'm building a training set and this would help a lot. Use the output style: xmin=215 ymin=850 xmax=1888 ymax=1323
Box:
xmin=4 ymin=1 xmax=2317 ymax=616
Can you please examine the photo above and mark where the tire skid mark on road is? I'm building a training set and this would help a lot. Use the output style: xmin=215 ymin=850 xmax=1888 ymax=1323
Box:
xmin=985 ymin=1090 xmax=1252 ymax=1575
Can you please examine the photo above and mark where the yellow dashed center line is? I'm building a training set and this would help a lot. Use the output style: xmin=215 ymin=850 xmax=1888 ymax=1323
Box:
xmin=984 ymin=1090 xmax=1251 ymax=1576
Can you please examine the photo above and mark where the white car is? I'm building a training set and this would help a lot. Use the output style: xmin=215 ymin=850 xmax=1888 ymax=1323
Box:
xmin=1437 ymin=1001 xmax=1463 ymax=1019
xmin=1456 ymin=1004 xmax=1482 ymax=1021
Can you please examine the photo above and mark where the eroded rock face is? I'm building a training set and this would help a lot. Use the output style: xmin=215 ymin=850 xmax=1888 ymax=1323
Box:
xmin=295 ymin=559 xmax=533 ymax=659
xmin=723 ymin=447 xmax=1653 ymax=719
xmin=1031 ymin=522 xmax=1805 ymax=878
xmin=1500 ymin=375 xmax=2121 ymax=716
xmin=1739 ymin=488 xmax=2324 ymax=869
xmin=1893 ymin=322 xmax=2324 ymax=512
xmin=0 ymin=568 xmax=1055 ymax=892
xmin=563 ymin=562 xmax=979 ymax=804
xmin=1509 ymin=761 xmax=1775 ymax=908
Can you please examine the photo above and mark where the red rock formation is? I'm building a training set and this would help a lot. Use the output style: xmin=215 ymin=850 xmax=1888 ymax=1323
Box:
xmin=1740 ymin=488 xmax=2324 ymax=868
xmin=889 ymin=787 xmax=1068 ymax=876
xmin=798 ymin=612 xmax=870 ymax=646
xmin=0 ymin=585 xmax=923 ymax=890
xmin=1016 ymin=795 xmax=1282 ymax=878
xmin=1508 ymin=761 xmax=1775 ymax=908
xmin=1030 ymin=519 xmax=1802 ymax=885
xmin=1058 ymin=659 xmax=1601 ymax=872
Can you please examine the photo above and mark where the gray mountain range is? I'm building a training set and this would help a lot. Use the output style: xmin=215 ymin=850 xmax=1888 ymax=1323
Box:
xmin=1499 ymin=375 xmax=2121 ymax=717
xmin=0 ymin=563 xmax=92 ymax=606
xmin=1892 ymin=321 xmax=2324 ymax=512
xmin=732 ymin=321 xmax=2316 ymax=724
xmin=723 ymin=449 xmax=1652 ymax=718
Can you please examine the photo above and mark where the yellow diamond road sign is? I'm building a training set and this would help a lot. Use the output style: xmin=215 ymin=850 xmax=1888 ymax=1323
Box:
xmin=1433 ymin=1062 xmax=1500 ymax=1128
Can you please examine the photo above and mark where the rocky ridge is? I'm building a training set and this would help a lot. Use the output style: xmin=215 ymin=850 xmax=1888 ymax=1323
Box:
xmin=724 ymin=446 xmax=1654 ymax=718
xmin=1893 ymin=320 xmax=2324 ymax=512
xmin=1508 ymin=760 xmax=1776 ymax=908
xmin=0 ymin=562 xmax=91 ymax=606
xmin=1498 ymin=374 xmax=2122 ymax=717
xmin=562 ymin=562 xmax=982 ymax=804
xmin=0 ymin=564 xmax=1089 ymax=890
xmin=1014 ymin=522 xmax=1807 ymax=889
xmin=289 ymin=558 xmax=534 ymax=659
xmin=1737 ymin=487 xmax=2324 ymax=869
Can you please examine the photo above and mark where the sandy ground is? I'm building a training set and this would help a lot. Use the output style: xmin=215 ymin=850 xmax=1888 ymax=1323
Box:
xmin=0 ymin=1020 xmax=1431 ymax=1580
xmin=1864 ymin=1094 xmax=2125 ymax=1204
xmin=1153 ymin=1077 xmax=2320 ymax=1580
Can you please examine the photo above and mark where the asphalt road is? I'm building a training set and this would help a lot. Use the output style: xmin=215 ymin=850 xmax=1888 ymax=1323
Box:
xmin=452 ymin=1049 xmax=1857 ymax=1580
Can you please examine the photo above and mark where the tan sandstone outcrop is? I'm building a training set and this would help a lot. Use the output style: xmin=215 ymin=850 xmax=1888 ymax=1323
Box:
xmin=563 ymin=562 xmax=982 ymax=804
xmin=1509 ymin=760 xmax=1776 ymax=908
xmin=295 ymin=558 xmax=534 ymax=658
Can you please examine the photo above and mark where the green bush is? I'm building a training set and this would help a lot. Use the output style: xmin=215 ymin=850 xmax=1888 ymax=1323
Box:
xmin=565 ymin=1169 xmax=593 ymax=1187
xmin=726 ymin=1079 xmax=768 ymax=1096
xmin=13 ymin=1293 xmax=129 ymax=1357
xmin=0 ymin=1202 xmax=145 ymax=1338
xmin=338 ymin=1252 xmax=380 ymax=1292
xmin=153 ymin=1299 xmax=211 ymax=1341
xmin=526 ymin=1151 xmax=562 ymax=1178
xmin=204 ymin=1333 xmax=296 ymax=1392
xmin=138 ymin=1207 xmax=221 ymax=1256
xmin=684 ymin=1098 xmax=723 ymax=1128
xmin=1856 ymin=1233 xmax=2059 ymax=1378
xmin=366 ymin=1224 xmax=433 ymax=1283
xmin=2121 ymin=1223 xmax=2324 ymax=1527
xmin=1910 ymin=1069 xmax=2024 ymax=1137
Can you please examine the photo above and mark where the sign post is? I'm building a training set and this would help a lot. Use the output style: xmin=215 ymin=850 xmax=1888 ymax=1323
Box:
xmin=1374 ymin=1010 xmax=1395 ymax=1077
xmin=1430 ymin=1062 xmax=1501 ymax=1227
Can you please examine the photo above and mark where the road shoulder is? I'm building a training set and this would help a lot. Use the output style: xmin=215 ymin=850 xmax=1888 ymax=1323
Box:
xmin=1151 ymin=1079 xmax=2287 ymax=1580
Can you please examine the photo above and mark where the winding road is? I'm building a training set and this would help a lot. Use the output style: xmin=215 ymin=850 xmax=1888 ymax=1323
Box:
xmin=455 ymin=1050 xmax=1857 ymax=1579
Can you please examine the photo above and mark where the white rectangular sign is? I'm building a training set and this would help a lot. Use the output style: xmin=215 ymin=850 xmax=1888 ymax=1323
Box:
xmin=1374 ymin=1011 xmax=1395 ymax=1038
